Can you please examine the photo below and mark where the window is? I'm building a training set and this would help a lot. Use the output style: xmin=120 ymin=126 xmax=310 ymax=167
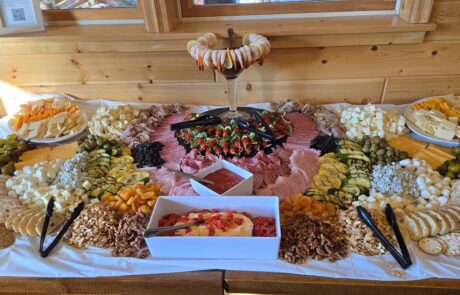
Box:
xmin=41 ymin=0 xmax=144 ymax=22
xmin=181 ymin=0 xmax=397 ymax=17
xmin=40 ymin=0 xmax=137 ymax=10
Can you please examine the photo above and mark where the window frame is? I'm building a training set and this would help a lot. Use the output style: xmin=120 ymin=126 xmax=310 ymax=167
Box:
xmin=42 ymin=1 xmax=145 ymax=21
xmin=180 ymin=0 xmax=397 ymax=18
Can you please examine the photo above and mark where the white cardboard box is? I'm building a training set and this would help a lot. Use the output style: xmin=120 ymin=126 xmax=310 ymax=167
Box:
xmin=190 ymin=160 xmax=254 ymax=196
xmin=146 ymin=196 xmax=281 ymax=260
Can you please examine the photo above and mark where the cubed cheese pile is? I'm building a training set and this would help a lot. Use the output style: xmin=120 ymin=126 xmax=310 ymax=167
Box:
xmin=353 ymin=192 xmax=415 ymax=211
xmin=410 ymin=109 xmax=460 ymax=140
xmin=89 ymin=105 xmax=139 ymax=140
xmin=399 ymin=158 xmax=451 ymax=209
xmin=6 ymin=160 xmax=88 ymax=213
xmin=340 ymin=104 xmax=407 ymax=140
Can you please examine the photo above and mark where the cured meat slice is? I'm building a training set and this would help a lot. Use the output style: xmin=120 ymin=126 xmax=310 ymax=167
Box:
xmin=284 ymin=112 xmax=319 ymax=149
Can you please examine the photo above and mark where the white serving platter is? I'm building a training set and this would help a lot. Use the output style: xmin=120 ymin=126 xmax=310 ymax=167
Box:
xmin=8 ymin=111 xmax=88 ymax=144
xmin=146 ymin=196 xmax=280 ymax=260
xmin=191 ymin=160 xmax=254 ymax=196
xmin=403 ymin=94 xmax=460 ymax=147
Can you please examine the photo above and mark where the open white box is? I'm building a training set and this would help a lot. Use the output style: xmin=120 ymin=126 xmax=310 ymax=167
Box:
xmin=146 ymin=196 xmax=281 ymax=260
xmin=190 ymin=160 xmax=253 ymax=196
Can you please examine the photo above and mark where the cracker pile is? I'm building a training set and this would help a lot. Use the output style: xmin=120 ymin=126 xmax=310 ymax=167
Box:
xmin=418 ymin=233 xmax=460 ymax=256
xmin=0 ymin=175 xmax=22 ymax=224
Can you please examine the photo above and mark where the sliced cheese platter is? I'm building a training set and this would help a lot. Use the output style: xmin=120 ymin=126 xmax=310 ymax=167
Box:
xmin=403 ymin=95 xmax=460 ymax=147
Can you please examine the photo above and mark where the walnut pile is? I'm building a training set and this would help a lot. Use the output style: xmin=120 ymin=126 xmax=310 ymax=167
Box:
xmin=65 ymin=203 xmax=119 ymax=249
xmin=338 ymin=207 xmax=394 ymax=256
xmin=112 ymin=212 xmax=150 ymax=258
xmin=279 ymin=214 xmax=348 ymax=264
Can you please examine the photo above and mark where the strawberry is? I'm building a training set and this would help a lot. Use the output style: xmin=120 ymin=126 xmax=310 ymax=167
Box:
xmin=229 ymin=147 xmax=238 ymax=154
xmin=206 ymin=148 xmax=212 ymax=155
xmin=214 ymin=147 xmax=223 ymax=154
xmin=222 ymin=140 xmax=230 ymax=148
xmin=207 ymin=126 xmax=215 ymax=133
xmin=209 ymin=140 xmax=216 ymax=147
xmin=197 ymin=137 xmax=204 ymax=144
xmin=223 ymin=129 xmax=230 ymax=137
xmin=215 ymin=129 xmax=223 ymax=136
xmin=241 ymin=137 xmax=249 ymax=146
xmin=200 ymin=142 xmax=207 ymax=150
xmin=233 ymin=139 xmax=241 ymax=148
xmin=233 ymin=127 xmax=240 ymax=133
xmin=245 ymin=145 xmax=253 ymax=154
xmin=223 ymin=147 xmax=229 ymax=154
xmin=185 ymin=132 xmax=191 ymax=141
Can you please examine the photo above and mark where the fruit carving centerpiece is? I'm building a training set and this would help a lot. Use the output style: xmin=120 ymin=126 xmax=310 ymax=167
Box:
xmin=187 ymin=29 xmax=271 ymax=119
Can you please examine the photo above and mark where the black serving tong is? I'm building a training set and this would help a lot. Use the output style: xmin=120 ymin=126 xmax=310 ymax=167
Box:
xmin=170 ymin=115 xmax=222 ymax=131
xmin=357 ymin=204 xmax=412 ymax=269
xmin=39 ymin=197 xmax=85 ymax=258
xmin=236 ymin=111 xmax=288 ymax=145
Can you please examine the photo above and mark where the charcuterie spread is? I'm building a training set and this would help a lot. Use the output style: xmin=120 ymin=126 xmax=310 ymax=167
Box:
xmin=1 ymin=93 xmax=460 ymax=280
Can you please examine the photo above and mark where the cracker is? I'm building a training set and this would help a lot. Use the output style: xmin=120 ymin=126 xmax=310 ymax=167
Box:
xmin=430 ymin=210 xmax=451 ymax=235
xmin=0 ymin=225 xmax=15 ymax=250
xmin=26 ymin=212 xmax=43 ymax=237
xmin=418 ymin=237 xmax=444 ymax=255
xmin=439 ymin=233 xmax=460 ymax=256
xmin=403 ymin=213 xmax=422 ymax=241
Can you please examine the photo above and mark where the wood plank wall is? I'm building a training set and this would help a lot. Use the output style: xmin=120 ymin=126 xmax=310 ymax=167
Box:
xmin=0 ymin=0 xmax=459 ymax=113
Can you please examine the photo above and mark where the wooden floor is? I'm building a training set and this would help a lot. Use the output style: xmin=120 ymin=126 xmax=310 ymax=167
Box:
xmin=1 ymin=270 xmax=459 ymax=295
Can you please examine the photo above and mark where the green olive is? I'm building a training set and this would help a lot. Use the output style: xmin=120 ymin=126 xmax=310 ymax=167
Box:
xmin=370 ymin=144 xmax=378 ymax=153
xmin=448 ymin=164 xmax=460 ymax=173
xmin=376 ymin=149 xmax=385 ymax=156
xmin=447 ymin=171 xmax=457 ymax=179
xmin=372 ymin=136 xmax=381 ymax=144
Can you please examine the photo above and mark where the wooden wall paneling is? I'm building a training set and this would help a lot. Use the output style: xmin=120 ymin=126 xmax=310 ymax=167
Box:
xmin=16 ymin=78 xmax=384 ymax=106
xmin=399 ymin=0 xmax=435 ymax=23
xmin=426 ymin=0 xmax=460 ymax=41
xmin=0 ymin=32 xmax=426 ymax=56
xmin=382 ymin=75 xmax=460 ymax=103
xmin=0 ymin=52 xmax=214 ymax=86
xmin=237 ymin=78 xmax=385 ymax=104
xmin=0 ymin=271 xmax=223 ymax=295
xmin=216 ymin=42 xmax=460 ymax=82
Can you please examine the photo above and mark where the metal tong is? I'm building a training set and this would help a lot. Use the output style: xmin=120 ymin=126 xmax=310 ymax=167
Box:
xmin=170 ymin=115 xmax=222 ymax=131
xmin=357 ymin=204 xmax=412 ymax=269
xmin=169 ymin=169 xmax=215 ymax=185
xmin=39 ymin=197 xmax=85 ymax=258
xmin=144 ymin=220 xmax=205 ymax=238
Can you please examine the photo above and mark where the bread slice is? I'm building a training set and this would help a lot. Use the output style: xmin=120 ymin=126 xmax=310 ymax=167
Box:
xmin=439 ymin=232 xmax=460 ymax=256
xmin=35 ymin=215 xmax=46 ymax=236
xmin=430 ymin=210 xmax=451 ymax=235
xmin=403 ymin=213 xmax=423 ymax=241
xmin=26 ymin=212 xmax=43 ymax=237
xmin=441 ymin=210 xmax=459 ymax=232
xmin=418 ymin=237 xmax=444 ymax=255
xmin=12 ymin=211 xmax=36 ymax=233
xmin=18 ymin=211 xmax=37 ymax=235
xmin=445 ymin=209 xmax=460 ymax=228
xmin=4 ymin=210 xmax=31 ymax=230
xmin=416 ymin=211 xmax=440 ymax=236
xmin=410 ymin=212 xmax=430 ymax=238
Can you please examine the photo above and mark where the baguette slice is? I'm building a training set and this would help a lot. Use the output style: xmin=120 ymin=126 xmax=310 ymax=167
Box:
xmin=418 ymin=237 xmax=444 ymax=255
xmin=26 ymin=212 xmax=43 ymax=237
xmin=423 ymin=210 xmax=442 ymax=236
xmin=435 ymin=237 xmax=449 ymax=254
xmin=4 ymin=210 xmax=32 ymax=230
xmin=410 ymin=212 xmax=430 ymax=238
xmin=441 ymin=210 xmax=459 ymax=232
xmin=416 ymin=211 xmax=440 ymax=236
xmin=12 ymin=211 xmax=36 ymax=233
xmin=403 ymin=213 xmax=423 ymax=241
xmin=430 ymin=210 xmax=451 ymax=235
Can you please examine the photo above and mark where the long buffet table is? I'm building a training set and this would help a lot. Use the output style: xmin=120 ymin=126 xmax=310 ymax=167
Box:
xmin=1 ymin=95 xmax=460 ymax=294
xmin=1 ymin=271 xmax=459 ymax=294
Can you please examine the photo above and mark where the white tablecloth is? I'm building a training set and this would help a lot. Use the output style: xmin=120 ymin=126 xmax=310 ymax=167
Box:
xmin=1 ymin=94 xmax=459 ymax=280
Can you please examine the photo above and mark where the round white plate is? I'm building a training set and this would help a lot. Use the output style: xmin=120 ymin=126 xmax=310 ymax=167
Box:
xmin=8 ymin=112 xmax=88 ymax=144
xmin=403 ymin=95 xmax=460 ymax=147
